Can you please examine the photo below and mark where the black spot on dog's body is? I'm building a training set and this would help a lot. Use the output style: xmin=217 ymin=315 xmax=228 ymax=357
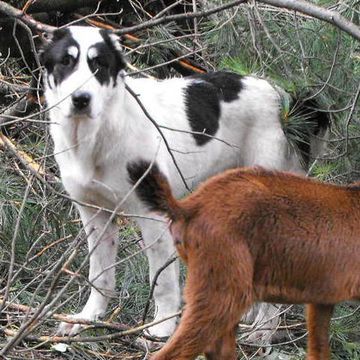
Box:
xmin=185 ymin=81 xmax=220 ymax=146
xmin=40 ymin=28 xmax=79 ymax=88
xmin=189 ymin=71 xmax=243 ymax=102
xmin=184 ymin=71 xmax=243 ymax=146
xmin=87 ymin=30 xmax=126 ymax=86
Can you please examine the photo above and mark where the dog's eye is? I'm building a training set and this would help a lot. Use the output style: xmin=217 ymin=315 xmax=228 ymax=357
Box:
xmin=61 ymin=54 xmax=73 ymax=66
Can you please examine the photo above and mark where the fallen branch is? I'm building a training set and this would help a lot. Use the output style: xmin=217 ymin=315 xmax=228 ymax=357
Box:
xmin=0 ymin=297 xmax=130 ymax=332
xmin=0 ymin=80 xmax=29 ymax=95
xmin=0 ymin=93 xmax=42 ymax=127
xmin=0 ymin=1 xmax=55 ymax=33
xmin=0 ymin=295 xmax=181 ymax=344
xmin=0 ymin=132 xmax=58 ymax=182
xmin=1 ymin=296 xmax=309 ymax=348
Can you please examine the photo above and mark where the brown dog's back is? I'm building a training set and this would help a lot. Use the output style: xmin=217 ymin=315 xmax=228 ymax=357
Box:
xmin=187 ymin=169 xmax=360 ymax=304
xmin=128 ymin=162 xmax=360 ymax=359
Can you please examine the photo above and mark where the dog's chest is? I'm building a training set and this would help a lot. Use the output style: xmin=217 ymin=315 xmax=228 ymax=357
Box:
xmin=57 ymin=150 xmax=126 ymax=210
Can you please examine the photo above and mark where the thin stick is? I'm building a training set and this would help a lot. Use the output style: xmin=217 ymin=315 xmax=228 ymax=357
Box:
xmin=142 ymin=256 xmax=178 ymax=323
xmin=125 ymin=83 xmax=190 ymax=191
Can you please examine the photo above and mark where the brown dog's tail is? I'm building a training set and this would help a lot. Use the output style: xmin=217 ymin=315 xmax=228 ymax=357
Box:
xmin=127 ymin=160 xmax=183 ymax=220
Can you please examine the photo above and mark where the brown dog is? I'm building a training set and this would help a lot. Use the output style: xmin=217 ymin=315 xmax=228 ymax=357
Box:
xmin=128 ymin=161 xmax=360 ymax=360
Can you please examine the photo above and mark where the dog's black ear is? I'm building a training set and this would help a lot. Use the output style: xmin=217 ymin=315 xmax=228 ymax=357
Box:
xmin=36 ymin=30 xmax=51 ymax=48
xmin=109 ymin=31 xmax=123 ymax=48
xmin=100 ymin=29 xmax=127 ymax=70
xmin=39 ymin=27 xmax=72 ymax=68
xmin=49 ymin=28 xmax=69 ymax=42
xmin=38 ymin=28 xmax=57 ymax=64
xmin=100 ymin=30 xmax=123 ymax=52
xmin=38 ymin=44 xmax=48 ymax=67
xmin=37 ymin=30 xmax=53 ymax=64
xmin=38 ymin=28 xmax=66 ymax=49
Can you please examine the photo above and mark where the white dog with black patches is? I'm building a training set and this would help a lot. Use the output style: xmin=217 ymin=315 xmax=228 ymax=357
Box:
xmin=40 ymin=26 xmax=328 ymax=343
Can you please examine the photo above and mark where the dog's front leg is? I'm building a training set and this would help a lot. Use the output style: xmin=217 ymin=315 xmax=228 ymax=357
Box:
xmin=138 ymin=218 xmax=180 ymax=338
xmin=58 ymin=207 xmax=118 ymax=335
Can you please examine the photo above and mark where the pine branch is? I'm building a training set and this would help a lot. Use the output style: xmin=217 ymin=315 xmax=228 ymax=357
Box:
xmin=114 ymin=0 xmax=248 ymax=36
xmin=111 ymin=0 xmax=360 ymax=42
xmin=0 ymin=0 xmax=358 ymax=42
xmin=258 ymin=0 xmax=360 ymax=41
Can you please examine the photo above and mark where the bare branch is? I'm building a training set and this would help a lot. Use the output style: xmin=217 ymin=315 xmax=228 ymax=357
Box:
xmin=125 ymin=83 xmax=190 ymax=192
xmin=109 ymin=0 xmax=360 ymax=42
xmin=142 ymin=256 xmax=178 ymax=324
xmin=0 ymin=0 xmax=359 ymax=42
xmin=0 ymin=1 xmax=55 ymax=33
xmin=257 ymin=0 xmax=360 ymax=41
xmin=114 ymin=0 xmax=248 ymax=36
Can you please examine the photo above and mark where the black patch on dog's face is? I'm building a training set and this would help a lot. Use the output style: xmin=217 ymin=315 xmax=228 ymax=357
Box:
xmin=40 ymin=28 xmax=79 ymax=88
xmin=87 ymin=30 xmax=126 ymax=86
xmin=184 ymin=71 xmax=243 ymax=146
xmin=40 ymin=28 xmax=126 ymax=88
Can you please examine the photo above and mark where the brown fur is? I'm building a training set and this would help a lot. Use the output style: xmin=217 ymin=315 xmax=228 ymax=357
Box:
xmin=129 ymin=163 xmax=360 ymax=360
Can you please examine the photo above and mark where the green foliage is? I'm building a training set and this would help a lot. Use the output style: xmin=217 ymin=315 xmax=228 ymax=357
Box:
xmin=220 ymin=56 xmax=260 ymax=76
xmin=0 ymin=152 xmax=83 ymax=301
xmin=330 ymin=304 xmax=360 ymax=359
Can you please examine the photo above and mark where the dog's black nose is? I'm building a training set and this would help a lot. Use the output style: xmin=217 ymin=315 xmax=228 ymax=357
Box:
xmin=72 ymin=92 xmax=91 ymax=110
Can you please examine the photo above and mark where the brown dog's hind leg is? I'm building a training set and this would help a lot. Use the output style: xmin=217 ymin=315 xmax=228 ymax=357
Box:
xmin=204 ymin=324 xmax=238 ymax=360
xmin=151 ymin=288 xmax=250 ymax=360
xmin=151 ymin=243 xmax=253 ymax=360
xmin=306 ymin=303 xmax=334 ymax=360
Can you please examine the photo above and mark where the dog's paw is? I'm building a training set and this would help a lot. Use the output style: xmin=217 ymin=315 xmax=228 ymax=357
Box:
xmin=57 ymin=321 xmax=83 ymax=336
xmin=145 ymin=319 xmax=176 ymax=339
xmin=56 ymin=313 xmax=93 ymax=336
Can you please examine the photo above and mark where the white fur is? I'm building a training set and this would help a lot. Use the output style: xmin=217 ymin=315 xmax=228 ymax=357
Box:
xmin=67 ymin=46 xmax=78 ymax=58
xmin=44 ymin=26 xmax=305 ymax=339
